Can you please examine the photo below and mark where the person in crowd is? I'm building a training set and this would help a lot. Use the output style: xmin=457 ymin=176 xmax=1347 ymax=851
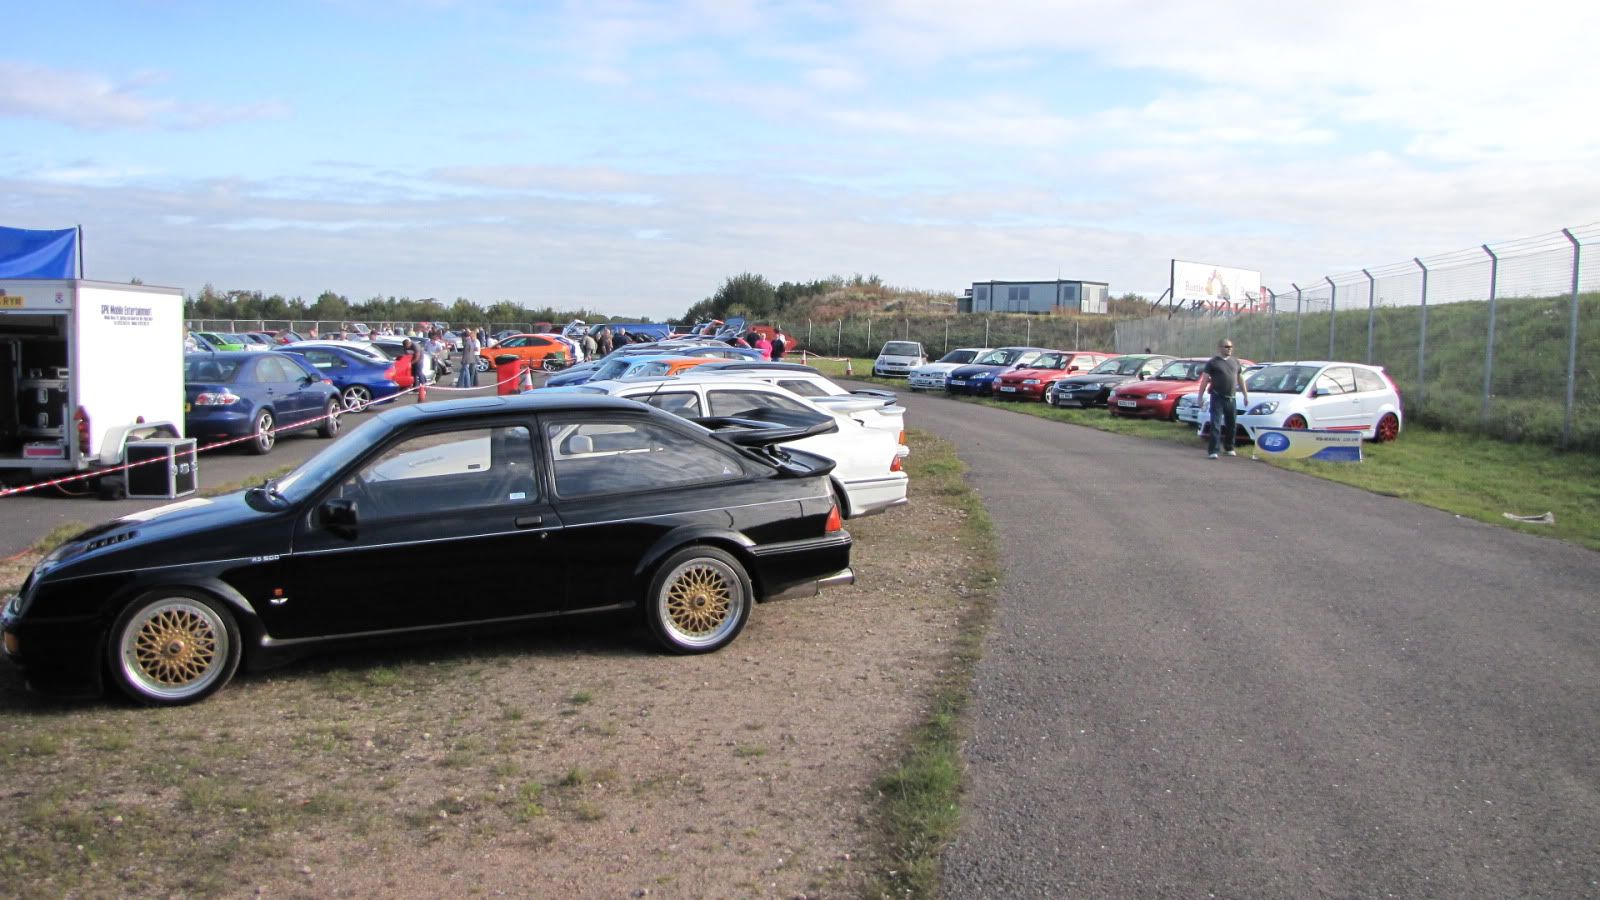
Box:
xmin=596 ymin=325 xmax=614 ymax=356
xmin=1194 ymin=338 xmax=1248 ymax=460
xmin=771 ymin=330 xmax=787 ymax=361
xmin=457 ymin=329 xmax=480 ymax=388
xmin=581 ymin=331 xmax=598 ymax=359
xmin=402 ymin=338 xmax=424 ymax=393
xmin=753 ymin=332 xmax=773 ymax=360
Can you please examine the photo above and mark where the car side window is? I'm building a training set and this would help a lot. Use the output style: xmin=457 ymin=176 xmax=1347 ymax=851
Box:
xmin=257 ymin=357 xmax=291 ymax=383
xmin=1353 ymin=368 xmax=1387 ymax=393
xmin=776 ymin=379 xmax=827 ymax=397
xmin=337 ymin=426 xmax=537 ymax=520
xmin=707 ymin=389 xmax=813 ymax=418
xmin=304 ymin=349 xmax=344 ymax=370
xmin=546 ymin=419 xmax=739 ymax=498
xmin=640 ymin=392 xmax=703 ymax=417
xmin=1315 ymin=368 xmax=1356 ymax=396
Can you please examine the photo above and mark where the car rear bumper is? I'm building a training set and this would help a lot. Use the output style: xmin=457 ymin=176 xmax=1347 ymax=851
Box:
xmin=766 ymin=567 xmax=856 ymax=602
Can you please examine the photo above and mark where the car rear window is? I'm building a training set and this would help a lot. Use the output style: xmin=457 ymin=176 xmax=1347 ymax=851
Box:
xmin=184 ymin=357 xmax=244 ymax=382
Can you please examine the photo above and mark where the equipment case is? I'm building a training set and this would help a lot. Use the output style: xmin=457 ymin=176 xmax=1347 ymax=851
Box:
xmin=125 ymin=438 xmax=198 ymax=499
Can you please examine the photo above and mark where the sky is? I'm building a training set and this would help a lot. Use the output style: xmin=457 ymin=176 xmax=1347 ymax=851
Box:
xmin=3 ymin=0 xmax=1598 ymax=319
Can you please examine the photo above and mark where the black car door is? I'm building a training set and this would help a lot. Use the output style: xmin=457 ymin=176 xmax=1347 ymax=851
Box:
xmin=538 ymin=410 xmax=748 ymax=611
xmin=273 ymin=420 xmax=565 ymax=639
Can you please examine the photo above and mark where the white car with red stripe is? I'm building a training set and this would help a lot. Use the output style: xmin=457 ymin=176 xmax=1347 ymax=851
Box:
xmin=1237 ymin=361 xmax=1404 ymax=441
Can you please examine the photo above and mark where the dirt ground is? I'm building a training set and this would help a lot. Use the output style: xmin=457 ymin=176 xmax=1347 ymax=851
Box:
xmin=0 ymin=470 xmax=973 ymax=898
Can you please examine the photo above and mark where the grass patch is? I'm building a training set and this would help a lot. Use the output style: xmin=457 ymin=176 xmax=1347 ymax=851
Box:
xmin=865 ymin=429 xmax=1000 ymax=899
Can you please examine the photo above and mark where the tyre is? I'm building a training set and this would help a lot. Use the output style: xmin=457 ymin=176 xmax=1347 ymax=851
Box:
xmin=644 ymin=546 xmax=752 ymax=654
xmin=542 ymin=357 xmax=563 ymax=372
xmin=1374 ymin=412 xmax=1400 ymax=442
xmin=106 ymin=590 xmax=242 ymax=706
xmin=475 ymin=357 xmax=491 ymax=373
xmin=1284 ymin=414 xmax=1308 ymax=430
xmin=340 ymin=384 xmax=373 ymax=411
xmin=96 ymin=475 xmax=126 ymax=501
xmin=248 ymin=408 xmax=275 ymax=455
xmin=317 ymin=398 xmax=341 ymax=438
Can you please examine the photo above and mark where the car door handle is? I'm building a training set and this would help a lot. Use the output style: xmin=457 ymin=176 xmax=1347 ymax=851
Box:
xmin=514 ymin=515 xmax=543 ymax=528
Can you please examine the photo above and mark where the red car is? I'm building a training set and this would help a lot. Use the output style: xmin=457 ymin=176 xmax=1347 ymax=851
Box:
xmin=994 ymin=350 xmax=1114 ymax=400
xmin=1109 ymin=357 xmax=1253 ymax=420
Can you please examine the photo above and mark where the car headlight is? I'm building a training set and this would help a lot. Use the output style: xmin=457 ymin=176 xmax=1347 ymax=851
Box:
xmin=1147 ymin=392 xmax=1167 ymax=401
xmin=1022 ymin=378 xmax=1040 ymax=385
xmin=1247 ymin=401 xmax=1279 ymax=415
xmin=1177 ymin=396 xmax=1196 ymax=407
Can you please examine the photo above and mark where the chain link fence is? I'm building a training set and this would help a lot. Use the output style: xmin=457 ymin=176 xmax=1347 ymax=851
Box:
xmin=1115 ymin=225 xmax=1600 ymax=450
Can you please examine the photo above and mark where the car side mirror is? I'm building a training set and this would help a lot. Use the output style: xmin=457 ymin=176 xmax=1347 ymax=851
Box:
xmin=1310 ymin=387 xmax=1324 ymax=397
xmin=319 ymin=498 xmax=359 ymax=539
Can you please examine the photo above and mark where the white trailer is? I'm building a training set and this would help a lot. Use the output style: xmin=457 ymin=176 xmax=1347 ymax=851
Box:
xmin=0 ymin=280 xmax=185 ymax=495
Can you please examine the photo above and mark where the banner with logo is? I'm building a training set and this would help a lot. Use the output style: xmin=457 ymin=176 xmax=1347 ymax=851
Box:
xmin=1249 ymin=427 xmax=1363 ymax=462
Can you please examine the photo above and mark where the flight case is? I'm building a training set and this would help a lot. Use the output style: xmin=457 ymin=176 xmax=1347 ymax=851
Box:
xmin=125 ymin=437 xmax=198 ymax=499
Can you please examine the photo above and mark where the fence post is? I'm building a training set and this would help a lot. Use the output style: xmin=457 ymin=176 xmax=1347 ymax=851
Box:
xmin=1292 ymin=283 xmax=1303 ymax=359
xmin=1363 ymin=269 xmax=1375 ymax=364
xmin=984 ymin=317 xmax=990 ymax=347
xmin=1074 ymin=320 xmax=1080 ymax=349
xmin=807 ymin=319 xmax=813 ymax=348
xmin=944 ymin=321 xmax=949 ymax=353
xmin=1561 ymin=228 xmax=1581 ymax=449
xmin=1481 ymin=245 xmax=1499 ymax=422
xmin=1267 ymin=289 xmax=1277 ymax=360
xmin=866 ymin=318 xmax=872 ymax=355
xmin=1415 ymin=257 xmax=1429 ymax=414
xmin=1326 ymin=276 xmax=1337 ymax=358
xmin=836 ymin=319 xmax=843 ymax=357
xmin=904 ymin=318 xmax=910 ymax=340
xmin=1025 ymin=317 xmax=1031 ymax=345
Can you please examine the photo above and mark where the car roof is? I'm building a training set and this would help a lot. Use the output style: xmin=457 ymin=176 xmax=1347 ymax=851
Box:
xmin=185 ymin=350 xmax=275 ymax=360
xmin=371 ymin=391 xmax=654 ymax=425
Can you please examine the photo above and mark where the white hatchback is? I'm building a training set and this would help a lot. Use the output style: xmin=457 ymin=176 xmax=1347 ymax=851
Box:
xmin=873 ymin=341 xmax=926 ymax=378
xmin=1237 ymin=361 xmax=1404 ymax=441
xmin=907 ymin=348 xmax=991 ymax=391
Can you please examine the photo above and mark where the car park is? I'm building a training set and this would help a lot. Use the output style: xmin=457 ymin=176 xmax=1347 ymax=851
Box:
xmin=546 ymin=342 xmax=761 ymax=386
xmin=994 ymin=350 xmax=1113 ymax=401
xmin=907 ymin=348 xmax=991 ymax=391
xmin=1107 ymin=357 xmax=1252 ymax=421
xmin=945 ymin=347 xmax=1050 ymax=397
xmin=1047 ymin=354 xmax=1174 ymax=408
xmin=873 ymin=341 xmax=926 ymax=378
xmin=1238 ymin=361 xmax=1404 ymax=440
xmin=475 ymin=334 xmax=570 ymax=373
xmin=278 ymin=342 xmax=405 ymax=411
xmin=559 ymin=376 xmax=909 ymax=519
xmin=183 ymin=351 xmax=343 ymax=455
xmin=0 ymin=393 xmax=855 ymax=704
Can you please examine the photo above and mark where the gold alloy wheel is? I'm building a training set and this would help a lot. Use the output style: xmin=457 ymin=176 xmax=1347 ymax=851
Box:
xmin=665 ymin=564 xmax=732 ymax=636
xmin=118 ymin=599 xmax=232 ymax=700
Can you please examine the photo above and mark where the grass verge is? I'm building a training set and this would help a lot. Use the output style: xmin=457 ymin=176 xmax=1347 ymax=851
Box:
xmin=865 ymin=429 xmax=1000 ymax=898
xmin=809 ymin=356 xmax=1600 ymax=551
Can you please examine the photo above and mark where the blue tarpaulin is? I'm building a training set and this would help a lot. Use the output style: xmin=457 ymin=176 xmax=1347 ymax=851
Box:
xmin=0 ymin=226 xmax=80 ymax=279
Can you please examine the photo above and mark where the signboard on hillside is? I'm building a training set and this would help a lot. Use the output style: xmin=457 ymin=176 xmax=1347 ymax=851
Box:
xmin=1171 ymin=260 xmax=1265 ymax=313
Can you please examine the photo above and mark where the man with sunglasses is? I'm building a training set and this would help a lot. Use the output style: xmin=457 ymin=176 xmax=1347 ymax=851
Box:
xmin=1195 ymin=339 xmax=1248 ymax=459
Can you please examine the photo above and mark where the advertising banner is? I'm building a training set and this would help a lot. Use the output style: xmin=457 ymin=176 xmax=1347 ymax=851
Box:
xmin=1171 ymin=260 xmax=1265 ymax=313
xmin=1249 ymin=427 xmax=1363 ymax=462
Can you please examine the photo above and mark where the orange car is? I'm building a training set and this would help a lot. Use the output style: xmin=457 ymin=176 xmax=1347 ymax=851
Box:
xmin=476 ymin=334 xmax=570 ymax=374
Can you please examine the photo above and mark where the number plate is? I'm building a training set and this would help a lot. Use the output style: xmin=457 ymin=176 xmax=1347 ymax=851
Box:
xmin=0 ymin=296 xmax=22 ymax=309
xmin=1117 ymin=399 xmax=1137 ymax=407
xmin=948 ymin=380 xmax=965 ymax=386
xmin=999 ymin=386 xmax=1017 ymax=392
xmin=184 ymin=403 xmax=192 ymax=412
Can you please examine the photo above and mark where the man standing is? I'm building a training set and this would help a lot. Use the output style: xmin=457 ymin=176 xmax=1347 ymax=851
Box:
xmin=457 ymin=329 xmax=480 ymax=388
xmin=1194 ymin=339 xmax=1248 ymax=459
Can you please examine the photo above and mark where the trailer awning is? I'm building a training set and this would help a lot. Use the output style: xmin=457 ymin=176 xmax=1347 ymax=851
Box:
xmin=0 ymin=226 xmax=80 ymax=279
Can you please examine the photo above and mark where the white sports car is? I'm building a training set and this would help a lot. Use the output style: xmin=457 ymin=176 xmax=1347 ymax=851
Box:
xmin=1238 ymin=361 xmax=1404 ymax=441
xmin=907 ymin=348 xmax=991 ymax=391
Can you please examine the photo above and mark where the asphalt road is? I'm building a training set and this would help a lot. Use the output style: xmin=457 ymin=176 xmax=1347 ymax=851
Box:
xmin=886 ymin=391 xmax=1600 ymax=898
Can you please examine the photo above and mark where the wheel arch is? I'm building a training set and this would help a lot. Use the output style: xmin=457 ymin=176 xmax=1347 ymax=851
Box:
xmin=96 ymin=574 xmax=268 ymax=671
xmin=633 ymin=527 xmax=762 ymax=598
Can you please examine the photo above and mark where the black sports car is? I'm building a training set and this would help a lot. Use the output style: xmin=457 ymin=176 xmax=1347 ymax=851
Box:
xmin=2 ymin=394 xmax=854 ymax=706
xmin=1046 ymin=354 xmax=1175 ymax=407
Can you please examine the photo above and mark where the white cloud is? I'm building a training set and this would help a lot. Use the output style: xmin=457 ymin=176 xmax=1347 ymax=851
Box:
xmin=0 ymin=61 xmax=287 ymax=131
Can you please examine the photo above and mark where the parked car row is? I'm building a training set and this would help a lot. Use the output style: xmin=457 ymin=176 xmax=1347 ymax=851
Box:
xmin=895 ymin=343 xmax=1405 ymax=443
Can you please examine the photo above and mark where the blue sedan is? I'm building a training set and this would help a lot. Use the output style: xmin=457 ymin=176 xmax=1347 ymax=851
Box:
xmin=278 ymin=343 xmax=404 ymax=410
xmin=184 ymin=352 xmax=343 ymax=455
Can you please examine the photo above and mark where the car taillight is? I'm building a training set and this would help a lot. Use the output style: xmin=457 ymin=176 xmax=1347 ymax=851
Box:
xmin=384 ymin=363 xmax=396 ymax=381
xmin=194 ymin=391 xmax=242 ymax=406
xmin=890 ymin=455 xmax=903 ymax=472
xmin=897 ymin=430 xmax=906 ymax=445
xmin=826 ymin=502 xmax=843 ymax=533
xmin=74 ymin=406 xmax=91 ymax=455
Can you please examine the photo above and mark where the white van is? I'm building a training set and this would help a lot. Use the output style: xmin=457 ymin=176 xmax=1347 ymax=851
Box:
xmin=873 ymin=341 xmax=925 ymax=378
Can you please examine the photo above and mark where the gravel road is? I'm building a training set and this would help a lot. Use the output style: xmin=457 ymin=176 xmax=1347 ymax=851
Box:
xmin=885 ymin=391 xmax=1599 ymax=899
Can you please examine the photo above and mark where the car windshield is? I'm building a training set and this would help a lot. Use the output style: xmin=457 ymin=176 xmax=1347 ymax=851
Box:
xmin=1246 ymin=364 xmax=1320 ymax=394
xmin=1026 ymin=352 xmax=1067 ymax=369
xmin=937 ymin=349 xmax=978 ymax=364
xmin=1154 ymin=360 xmax=1205 ymax=380
xmin=975 ymin=349 xmax=1023 ymax=366
xmin=184 ymin=357 xmax=245 ymax=382
xmin=272 ymin=417 xmax=386 ymax=503
xmin=593 ymin=358 xmax=635 ymax=380
xmin=882 ymin=342 xmax=920 ymax=356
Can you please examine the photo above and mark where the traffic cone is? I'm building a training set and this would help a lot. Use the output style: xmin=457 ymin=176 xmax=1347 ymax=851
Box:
xmin=845 ymin=359 xmax=853 ymax=376
xmin=519 ymin=364 xmax=534 ymax=392
xmin=417 ymin=380 xmax=426 ymax=402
